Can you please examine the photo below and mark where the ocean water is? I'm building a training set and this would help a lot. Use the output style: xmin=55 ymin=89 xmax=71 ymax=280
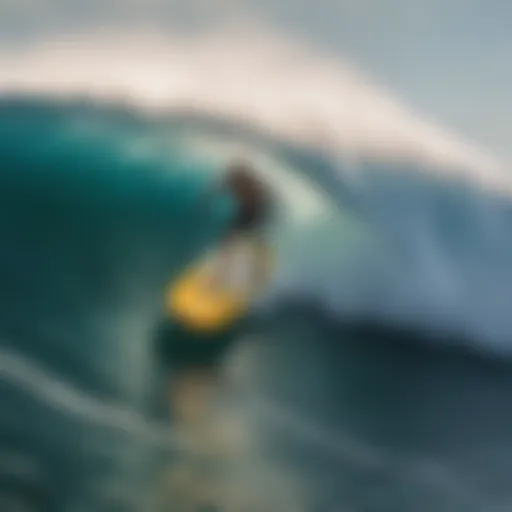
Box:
xmin=2 ymin=97 xmax=512 ymax=512
xmin=0 ymin=35 xmax=512 ymax=512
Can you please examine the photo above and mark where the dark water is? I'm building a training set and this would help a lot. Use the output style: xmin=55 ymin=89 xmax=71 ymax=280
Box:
xmin=244 ymin=304 xmax=512 ymax=512
xmin=1 ymin=98 xmax=512 ymax=512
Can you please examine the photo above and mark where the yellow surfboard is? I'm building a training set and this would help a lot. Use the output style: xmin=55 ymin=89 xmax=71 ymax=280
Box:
xmin=166 ymin=238 xmax=273 ymax=334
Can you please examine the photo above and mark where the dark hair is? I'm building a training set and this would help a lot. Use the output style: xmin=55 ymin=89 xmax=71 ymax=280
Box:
xmin=224 ymin=160 xmax=273 ymax=231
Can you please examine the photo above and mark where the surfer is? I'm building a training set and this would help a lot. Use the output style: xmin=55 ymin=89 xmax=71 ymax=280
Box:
xmin=155 ymin=160 xmax=275 ymax=508
xmin=159 ymin=159 xmax=273 ymax=408
xmin=160 ymin=159 xmax=273 ymax=362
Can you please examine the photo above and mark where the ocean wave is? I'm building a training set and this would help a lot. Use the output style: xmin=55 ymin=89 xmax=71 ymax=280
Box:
xmin=0 ymin=29 xmax=510 ymax=356
xmin=0 ymin=28 xmax=500 ymax=174
xmin=1 ymin=27 xmax=512 ymax=512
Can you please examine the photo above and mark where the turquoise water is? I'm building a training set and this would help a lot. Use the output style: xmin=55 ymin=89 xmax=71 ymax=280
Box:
xmin=2 ymin=98 xmax=512 ymax=511
xmin=0 ymin=99 xmax=240 ymax=511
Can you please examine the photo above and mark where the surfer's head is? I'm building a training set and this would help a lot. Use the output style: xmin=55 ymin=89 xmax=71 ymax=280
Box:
xmin=224 ymin=160 xmax=272 ymax=232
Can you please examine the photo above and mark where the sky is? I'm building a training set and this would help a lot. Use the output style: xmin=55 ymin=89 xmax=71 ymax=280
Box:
xmin=0 ymin=0 xmax=510 ymax=165
xmin=253 ymin=0 xmax=512 ymax=165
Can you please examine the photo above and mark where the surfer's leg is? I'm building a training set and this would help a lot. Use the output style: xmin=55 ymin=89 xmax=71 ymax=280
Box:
xmin=166 ymin=365 xmax=221 ymax=510
xmin=160 ymin=315 xmax=246 ymax=510
xmin=171 ymin=366 xmax=219 ymax=427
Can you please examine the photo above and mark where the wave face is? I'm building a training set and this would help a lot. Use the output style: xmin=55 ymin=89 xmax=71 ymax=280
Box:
xmin=0 ymin=99 xmax=243 ymax=511
xmin=1 ymin=32 xmax=512 ymax=512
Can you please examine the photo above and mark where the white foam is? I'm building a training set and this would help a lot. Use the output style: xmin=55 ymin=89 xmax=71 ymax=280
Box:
xmin=0 ymin=27 xmax=505 ymax=193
